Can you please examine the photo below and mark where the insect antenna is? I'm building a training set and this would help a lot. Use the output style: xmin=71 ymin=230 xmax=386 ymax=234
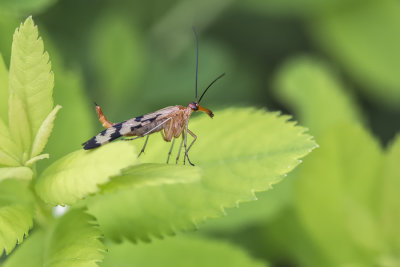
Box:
xmin=198 ymin=73 xmax=225 ymax=104
xmin=193 ymin=27 xmax=199 ymax=103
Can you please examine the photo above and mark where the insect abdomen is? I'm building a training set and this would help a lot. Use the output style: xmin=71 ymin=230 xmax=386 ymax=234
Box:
xmin=82 ymin=123 xmax=123 ymax=150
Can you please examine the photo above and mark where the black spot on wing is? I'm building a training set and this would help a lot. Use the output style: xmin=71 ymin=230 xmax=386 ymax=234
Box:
xmin=134 ymin=115 xmax=144 ymax=122
xmin=146 ymin=116 xmax=158 ymax=123
xmin=82 ymin=137 xmax=101 ymax=150
xmin=130 ymin=124 xmax=142 ymax=132
xmin=110 ymin=123 xmax=123 ymax=140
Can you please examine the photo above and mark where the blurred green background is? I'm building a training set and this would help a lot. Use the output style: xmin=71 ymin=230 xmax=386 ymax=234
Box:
xmin=1 ymin=0 xmax=400 ymax=266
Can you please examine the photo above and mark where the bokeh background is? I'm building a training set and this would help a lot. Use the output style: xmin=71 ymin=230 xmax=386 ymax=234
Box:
xmin=1 ymin=0 xmax=399 ymax=266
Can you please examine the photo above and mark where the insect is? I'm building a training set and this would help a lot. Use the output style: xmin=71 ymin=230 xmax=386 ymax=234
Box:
xmin=82 ymin=30 xmax=224 ymax=166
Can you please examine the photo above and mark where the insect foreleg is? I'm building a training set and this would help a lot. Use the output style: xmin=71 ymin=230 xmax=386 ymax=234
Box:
xmin=166 ymin=138 xmax=175 ymax=164
xmin=138 ymin=135 xmax=149 ymax=158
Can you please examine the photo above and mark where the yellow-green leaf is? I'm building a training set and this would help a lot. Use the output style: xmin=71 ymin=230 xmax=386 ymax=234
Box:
xmin=3 ymin=208 xmax=105 ymax=267
xmin=0 ymin=167 xmax=32 ymax=181
xmin=87 ymin=108 xmax=317 ymax=242
xmin=101 ymin=235 xmax=266 ymax=267
xmin=0 ymin=54 xmax=8 ymax=123
xmin=35 ymin=142 xmax=138 ymax=205
xmin=30 ymin=105 xmax=61 ymax=158
xmin=0 ymin=179 xmax=34 ymax=256
xmin=8 ymin=92 xmax=31 ymax=158
xmin=8 ymin=16 xmax=54 ymax=154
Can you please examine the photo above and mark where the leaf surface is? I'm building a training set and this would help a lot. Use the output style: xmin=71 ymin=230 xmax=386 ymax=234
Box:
xmin=275 ymin=56 xmax=363 ymax=137
xmin=0 ymin=54 xmax=8 ymax=123
xmin=8 ymin=17 xmax=54 ymax=156
xmin=3 ymin=208 xmax=105 ymax=267
xmin=294 ymin=123 xmax=383 ymax=265
xmin=35 ymin=142 xmax=138 ymax=205
xmin=101 ymin=235 xmax=266 ymax=267
xmin=0 ymin=179 xmax=34 ymax=255
xmin=87 ymin=108 xmax=317 ymax=241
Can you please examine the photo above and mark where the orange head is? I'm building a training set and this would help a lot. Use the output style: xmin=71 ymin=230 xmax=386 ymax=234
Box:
xmin=188 ymin=102 xmax=214 ymax=118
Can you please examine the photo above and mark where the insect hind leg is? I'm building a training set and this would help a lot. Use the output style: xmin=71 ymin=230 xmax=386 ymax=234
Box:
xmin=138 ymin=135 xmax=149 ymax=158
xmin=166 ymin=138 xmax=175 ymax=164
xmin=176 ymin=137 xmax=184 ymax=164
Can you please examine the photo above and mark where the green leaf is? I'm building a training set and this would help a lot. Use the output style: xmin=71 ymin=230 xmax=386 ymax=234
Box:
xmin=0 ymin=166 xmax=32 ymax=181
xmin=38 ymin=58 xmax=94 ymax=171
xmin=101 ymin=235 xmax=266 ymax=267
xmin=294 ymin=123 xmax=383 ymax=265
xmin=201 ymin=178 xmax=292 ymax=232
xmin=0 ymin=118 xmax=21 ymax=165
xmin=0 ymin=54 xmax=8 ymax=123
xmin=87 ymin=108 xmax=317 ymax=242
xmin=0 ymin=179 xmax=34 ymax=255
xmin=2 ymin=231 xmax=44 ymax=267
xmin=99 ymin=163 xmax=202 ymax=194
xmin=311 ymin=0 xmax=400 ymax=109
xmin=381 ymin=135 xmax=400 ymax=255
xmin=30 ymin=105 xmax=62 ymax=158
xmin=3 ymin=208 xmax=105 ymax=267
xmin=8 ymin=92 xmax=31 ymax=159
xmin=274 ymin=56 xmax=363 ymax=137
xmin=35 ymin=142 xmax=138 ymax=205
xmin=8 ymin=16 xmax=54 ymax=155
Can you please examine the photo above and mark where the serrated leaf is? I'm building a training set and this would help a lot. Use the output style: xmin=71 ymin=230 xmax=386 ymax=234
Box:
xmin=8 ymin=91 xmax=31 ymax=157
xmin=101 ymin=235 xmax=266 ymax=267
xmin=201 ymin=178 xmax=292 ymax=232
xmin=30 ymin=105 xmax=61 ymax=158
xmin=0 ymin=166 xmax=32 ymax=181
xmin=0 ymin=54 xmax=8 ymax=123
xmin=274 ymin=56 xmax=363 ymax=137
xmin=3 ymin=208 xmax=105 ymax=267
xmin=35 ymin=142 xmax=138 ymax=205
xmin=294 ymin=123 xmax=383 ymax=265
xmin=0 ymin=179 xmax=34 ymax=256
xmin=0 ymin=119 xmax=21 ymax=164
xmin=8 ymin=16 xmax=54 ymax=154
xmin=38 ymin=58 xmax=94 ymax=171
xmin=311 ymin=0 xmax=400 ymax=109
xmin=87 ymin=108 xmax=317 ymax=242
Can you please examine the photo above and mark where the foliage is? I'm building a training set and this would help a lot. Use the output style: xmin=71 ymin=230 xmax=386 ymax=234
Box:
xmin=0 ymin=17 xmax=316 ymax=266
xmin=0 ymin=0 xmax=399 ymax=265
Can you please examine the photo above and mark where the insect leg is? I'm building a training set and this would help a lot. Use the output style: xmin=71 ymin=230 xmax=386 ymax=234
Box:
xmin=95 ymin=103 xmax=115 ymax=128
xmin=175 ymin=136 xmax=184 ymax=164
xmin=183 ymin=123 xmax=194 ymax=166
xmin=185 ymin=129 xmax=197 ymax=154
xmin=166 ymin=138 xmax=175 ymax=164
xmin=137 ymin=135 xmax=149 ymax=158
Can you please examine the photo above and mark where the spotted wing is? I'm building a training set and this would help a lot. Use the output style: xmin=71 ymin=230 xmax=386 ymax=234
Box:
xmin=82 ymin=106 xmax=180 ymax=150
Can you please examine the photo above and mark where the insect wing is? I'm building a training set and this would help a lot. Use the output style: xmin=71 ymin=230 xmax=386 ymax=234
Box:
xmin=82 ymin=106 xmax=180 ymax=150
